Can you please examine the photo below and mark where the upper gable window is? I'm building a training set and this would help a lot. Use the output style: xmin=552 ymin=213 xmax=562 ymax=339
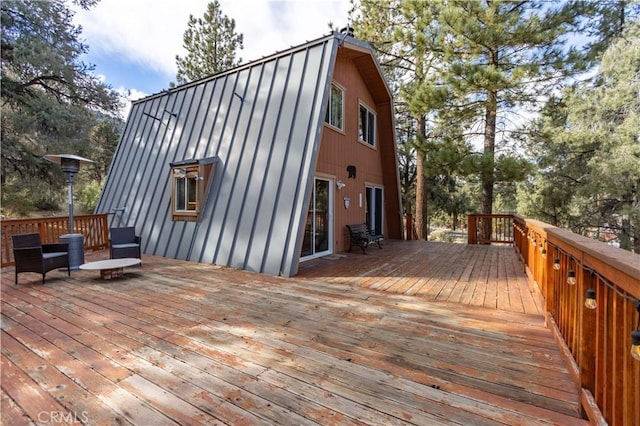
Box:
xmin=324 ymin=83 xmax=344 ymax=130
xmin=358 ymin=103 xmax=376 ymax=147
xmin=170 ymin=157 xmax=217 ymax=222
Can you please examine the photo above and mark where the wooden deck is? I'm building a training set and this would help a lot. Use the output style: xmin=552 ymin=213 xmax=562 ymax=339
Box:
xmin=298 ymin=240 xmax=543 ymax=315
xmin=1 ymin=241 xmax=588 ymax=425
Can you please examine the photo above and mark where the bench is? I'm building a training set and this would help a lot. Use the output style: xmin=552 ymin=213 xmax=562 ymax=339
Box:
xmin=346 ymin=224 xmax=384 ymax=254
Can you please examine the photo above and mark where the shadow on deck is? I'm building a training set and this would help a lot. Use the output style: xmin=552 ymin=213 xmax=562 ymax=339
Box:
xmin=299 ymin=239 xmax=543 ymax=315
xmin=1 ymin=241 xmax=587 ymax=425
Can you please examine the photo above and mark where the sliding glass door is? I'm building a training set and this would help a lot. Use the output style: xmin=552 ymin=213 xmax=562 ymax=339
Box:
xmin=365 ymin=185 xmax=383 ymax=235
xmin=301 ymin=178 xmax=333 ymax=260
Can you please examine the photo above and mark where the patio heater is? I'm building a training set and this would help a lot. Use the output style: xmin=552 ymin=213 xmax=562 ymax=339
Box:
xmin=44 ymin=154 xmax=94 ymax=271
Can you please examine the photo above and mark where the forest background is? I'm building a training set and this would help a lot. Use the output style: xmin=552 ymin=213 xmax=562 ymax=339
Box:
xmin=1 ymin=0 xmax=639 ymax=252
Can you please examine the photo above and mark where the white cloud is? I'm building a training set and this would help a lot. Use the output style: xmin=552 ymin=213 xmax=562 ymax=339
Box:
xmin=72 ymin=0 xmax=350 ymax=118
xmin=73 ymin=0 xmax=350 ymax=79
xmin=114 ymin=86 xmax=149 ymax=119
xmin=73 ymin=0 xmax=203 ymax=76
xmin=221 ymin=0 xmax=351 ymax=63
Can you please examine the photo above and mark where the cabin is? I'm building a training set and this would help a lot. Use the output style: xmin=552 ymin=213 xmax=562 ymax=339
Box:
xmin=95 ymin=31 xmax=403 ymax=276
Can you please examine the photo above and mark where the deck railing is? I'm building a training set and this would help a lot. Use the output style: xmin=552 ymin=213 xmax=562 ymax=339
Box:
xmin=3 ymin=212 xmax=638 ymax=424
xmin=467 ymin=213 xmax=640 ymax=424
xmin=513 ymin=215 xmax=640 ymax=426
xmin=1 ymin=214 xmax=110 ymax=266
xmin=467 ymin=213 xmax=514 ymax=244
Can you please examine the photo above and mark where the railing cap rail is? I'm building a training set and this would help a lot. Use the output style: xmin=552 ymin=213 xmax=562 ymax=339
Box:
xmin=469 ymin=213 xmax=514 ymax=218
xmin=517 ymin=216 xmax=640 ymax=295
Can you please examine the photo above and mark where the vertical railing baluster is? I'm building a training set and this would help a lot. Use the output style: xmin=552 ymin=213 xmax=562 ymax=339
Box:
xmin=579 ymin=267 xmax=597 ymax=418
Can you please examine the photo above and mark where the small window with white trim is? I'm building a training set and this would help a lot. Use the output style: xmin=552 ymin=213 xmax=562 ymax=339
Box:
xmin=358 ymin=103 xmax=376 ymax=146
xmin=324 ymin=83 xmax=344 ymax=130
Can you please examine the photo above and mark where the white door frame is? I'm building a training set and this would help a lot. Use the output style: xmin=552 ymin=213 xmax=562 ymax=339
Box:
xmin=365 ymin=184 xmax=384 ymax=236
xmin=300 ymin=177 xmax=334 ymax=262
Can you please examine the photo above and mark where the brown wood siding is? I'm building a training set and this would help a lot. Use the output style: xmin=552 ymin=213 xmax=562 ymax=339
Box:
xmin=315 ymin=49 xmax=401 ymax=253
xmin=317 ymin=53 xmax=382 ymax=252
xmin=376 ymin=100 xmax=403 ymax=240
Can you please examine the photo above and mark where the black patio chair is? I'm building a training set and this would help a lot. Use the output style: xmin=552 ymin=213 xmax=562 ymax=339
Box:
xmin=109 ymin=227 xmax=142 ymax=260
xmin=12 ymin=233 xmax=70 ymax=284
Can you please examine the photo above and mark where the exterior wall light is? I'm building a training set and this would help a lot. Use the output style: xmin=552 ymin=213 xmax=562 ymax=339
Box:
xmin=632 ymin=300 xmax=640 ymax=362
xmin=631 ymin=331 xmax=640 ymax=362
xmin=584 ymin=289 xmax=597 ymax=310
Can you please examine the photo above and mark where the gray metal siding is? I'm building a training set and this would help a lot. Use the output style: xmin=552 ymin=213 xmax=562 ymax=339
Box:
xmin=138 ymin=90 xmax=185 ymax=253
xmin=242 ymin=55 xmax=296 ymax=272
xmin=96 ymin=36 xmax=337 ymax=276
xmin=275 ymin=44 xmax=333 ymax=276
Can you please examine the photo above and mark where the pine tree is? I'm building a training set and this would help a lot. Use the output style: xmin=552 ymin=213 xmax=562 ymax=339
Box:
xmin=522 ymin=21 xmax=640 ymax=252
xmin=175 ymin=0 xmax=244 ymax=84
xmin=1 ymin=0 xmax=121 ymax=215
xmin=351 ymin=0 xmax=637 ymax=243
xmin=351 ymin=0 xmax=444 ymax=239
xmin=352 ymin=0 xmax=548 ymax=237
xmin=581 ymin=0 xmax=640 ymax=64
xmin=422 ymin=0 xmax=585 ymax=216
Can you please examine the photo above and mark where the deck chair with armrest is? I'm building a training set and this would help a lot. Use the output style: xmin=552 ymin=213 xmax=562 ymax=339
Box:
xmin=12 ymin=233 xmax=70 ymax=284
xmin=109 ymin=227 xmax=142 ymax=260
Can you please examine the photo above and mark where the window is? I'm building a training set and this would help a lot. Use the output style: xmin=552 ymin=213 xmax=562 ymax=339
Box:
xmin=324 ymin=83 xmax=343 ymax=130
xmin=174 ymin=167 xmax=199 ymax=212
xmin=358 ymin=103 xmax=376 ymax=146
xmin=170 ymin=157 xmax=217 ymax=221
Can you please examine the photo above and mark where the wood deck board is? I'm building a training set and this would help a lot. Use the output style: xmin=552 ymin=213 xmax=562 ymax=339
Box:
xmin=299 ymin=241 xmax=543 ymax=314
xmin=1 ymin=241 xmax=588 ymax=425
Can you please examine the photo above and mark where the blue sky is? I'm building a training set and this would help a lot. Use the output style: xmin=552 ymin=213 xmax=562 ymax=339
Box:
xmin=72 ymin=0 xmax=351 ymax=117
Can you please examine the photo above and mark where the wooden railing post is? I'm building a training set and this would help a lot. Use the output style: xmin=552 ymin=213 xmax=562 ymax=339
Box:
xmin=546 ymin=248 xmax=557 ymax=318
xmin=101 ymin=215 xmax=110 ymax=246
xmin=467 ymin=215 xmax=477 ymax=244
xmin=467 ymin=214 xmax=514 ymax=245
xmin=405 ymin=214 xmax=413 ymax=241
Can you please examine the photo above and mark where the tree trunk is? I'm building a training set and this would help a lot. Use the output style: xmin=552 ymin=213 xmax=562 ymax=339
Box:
xmin=620 ymin=191 xmax=634 ymax=251
xmin=414 ymin=115 xmax=428 ymax=240
xmin=482 ymin=47 xmax=499 ymax=216
xmin=480 ymin=91 xmax=497 ymax=243
xmin=480 ymin=46 xmax=498 ymax=243
xmin=482 ymin=93 xmax=497 ymax=216
xmin=415 ymin=151 xmax=429 ymax=240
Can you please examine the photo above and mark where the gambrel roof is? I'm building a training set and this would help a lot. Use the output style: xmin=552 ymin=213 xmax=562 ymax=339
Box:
xmin=96 ymin=32 xmax=399 ymax=276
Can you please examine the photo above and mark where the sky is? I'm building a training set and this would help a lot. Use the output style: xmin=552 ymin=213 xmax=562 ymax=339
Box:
xmin=71 ymin=0 xmax=352 ymax=118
